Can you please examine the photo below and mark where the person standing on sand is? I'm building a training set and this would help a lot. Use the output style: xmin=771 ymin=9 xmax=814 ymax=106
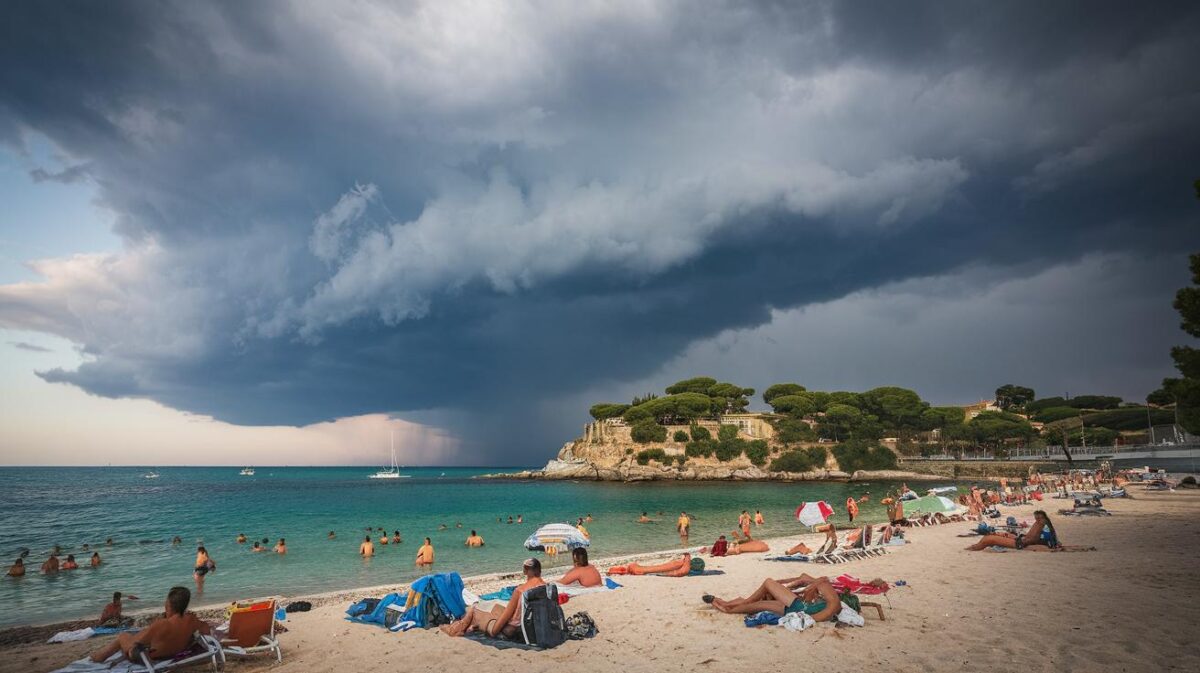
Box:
xmin=416 ymin=537 xmax=435 ymax=566
xmin=359 ymin=536 xmax=374 ymax=557
xmin=846 ymin=496 xmax=859 ymax=523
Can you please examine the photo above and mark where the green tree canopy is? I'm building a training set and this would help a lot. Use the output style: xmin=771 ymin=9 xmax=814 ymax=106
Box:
xmin=1025 ymin=397 xmax=1067 ymax=413
xmin=995 ymin=384 xmax=1036 ymax=409
xmin=664 ymin=377 xmax=717 ymax=395
xmin=589 ymin=403 xmax=630 ymax=420
xmin=1067 ymin=395 xmax=1122 ymax=410
xmin=922 ymin=406 xmax=965 ymax=429
xmin=859 ymin=386 xmax=929 ymax=430
xmin=1031 ymin=406 xmax=1080 ymax=423
xmin=963 ymin=411 xmax=1037 ymax=448
xmin=1146 ymin=388 xmax=1173 ymax=406
xmin=768 ymin=393 xmax=819 ymax=417
xmin=763 ymin=383 xmax=807 ymax=404
xmin=630 ymin=419 xmax=667 ymax=443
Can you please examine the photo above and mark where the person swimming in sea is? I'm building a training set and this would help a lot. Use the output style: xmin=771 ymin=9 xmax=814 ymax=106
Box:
xmin=637 ymin=512 xmax=654 ymax=523
xmin=328 ymin=531 xmax=336 ymax=540
xmin=507 ymin=516 xmax=513 ymax=524
xmin=62 ymin=554 xmax=79 ymax=570
xmin=438 ymin=524 xmax=448 ymax=531
xmin=585 ymin=514 xmax=593 ymax=522
xmin=91 ymin=552 xmax=102 ymax=567
xmin=360 ymin=536 xmax=374 ymax=557
xmin=250 ymin=542 xmax=264 ymax=552
xmin=236 ymin=533 xmax=246 ymax=544
xmin=171 ymin=536 xmax=182 ymax=546
xmin=274 ymin=538 xmax=287 ymax=554
xmin=105 ymin=538 xmax=114 ymax=546
xmin=7 ymin=559 xmax=25 ymax=576
xmin=754 ymin=510 xmax=764 ymax=526
xmin=516 ymin=515 xmax=523 ymax=524
xmin=379 ymin=532 xmax=389 ymax=545
xmin=41 ymin=554 xmax=59 ymax=574
xmin=455 ymin=522 xmax=462 ymax=529
xmin=392 ymin=531 xmax=402 ymax=544
xmin=465 ymin=531 xmax=484 ymax=547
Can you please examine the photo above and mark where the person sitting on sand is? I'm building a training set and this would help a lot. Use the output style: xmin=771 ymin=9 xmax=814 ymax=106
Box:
xmin=275 ymin=538 xmax=287 ymax=554
xmin=441 ymin=558 xmax=545 ymax=639
xmin=637 ymin=512 xmax=653 ymax=523
xmin=360 ymin=536 xmax=374 ymax=557
xmin=90 ymin=587 xmax=210 ymax=664
xmin=416 ymin=537 xmax=435 ymax=565
xmin=236 ymin=533 xmax=246 ymax=544
xmin=465 ymin=531 xmax=485 ymax=547
xmin=558 ymin=548 xmax=602 ymax=587
xmin=99 ymin=591 xmax=138 ymax=626
xmin=703 ymin=575 xmax=841 ymax=621
xmin=7 ymin=559 xmax=24 ymax=576
xmin=62 ymin=554 xmax=79 ymax=570
xmin=966 ymin=510 xmax=1060 ymax=552
xmin=41 ymin=554 xmax=59 ymax=574
xmin=707 ymin=535 xmax=729 ymax=557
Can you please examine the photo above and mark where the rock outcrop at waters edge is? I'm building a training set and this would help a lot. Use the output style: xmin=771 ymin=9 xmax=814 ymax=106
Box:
xmin=481 ymin=418 xmax=944 ymax=483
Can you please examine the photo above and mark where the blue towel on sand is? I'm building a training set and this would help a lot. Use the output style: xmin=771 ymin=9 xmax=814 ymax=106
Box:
xmin=744 ymin=611 xmax=780 ymax=627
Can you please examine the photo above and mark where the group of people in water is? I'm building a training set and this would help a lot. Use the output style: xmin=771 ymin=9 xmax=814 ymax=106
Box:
xmin=7 ymin=543 xmax=107 ymax=577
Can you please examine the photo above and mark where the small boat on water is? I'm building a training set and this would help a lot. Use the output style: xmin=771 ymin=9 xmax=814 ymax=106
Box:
xmin=239 ymin=467 xmax=255 ymax=476
xmin=368 ymin=432 xmax=410 ymax=479
xmin=143 ymin=471 xmax=160 ymax=479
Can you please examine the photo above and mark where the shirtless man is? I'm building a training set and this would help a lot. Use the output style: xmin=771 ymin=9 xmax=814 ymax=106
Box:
xmin=41 ymin=554 xmax=59 ymax=574
xmin=441 ymin=558 xmax=545 ymax=638
xmin=379 ymin=532 xmax=389 ymax=545
xmin=90 ymin=587 xmax=210 ymax=663
xmin=99 ymin=591 xmax=137 ymax=626
xmin=236 ymin=533 xmax=247 ymax=544
xmin=465 ymin=531 xmax=485 ymax=547
xmin=558 ymin=548 xmax=602 ymax=587
xmin=274 ymin=538 xmax=287 ymax=554
xmin=415 ymin=537 xmax=434 ymax=566
xmin=637 ymin=512 xmax=653 ymax=523
xmin=6 ymin=559 xmax=24 ymax=576
xmin=704 ymin=574 xmax=841 ymax=621
xmin=359 ymin=536 xmax=374 ymax=557
xmin=251 ymin=542 xmax=265 ymax=553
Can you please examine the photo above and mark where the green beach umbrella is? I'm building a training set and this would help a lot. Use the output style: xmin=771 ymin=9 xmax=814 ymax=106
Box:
xmin=904 ymin=495 xmax=958 ymax=515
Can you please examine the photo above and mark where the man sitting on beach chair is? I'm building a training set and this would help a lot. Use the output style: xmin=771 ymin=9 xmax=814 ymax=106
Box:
xmin=703 ymin=575 xmax=841 ymax=621
xmin=90 ymin=586 xmax=211 ymax=663
xmin=441 ymin=558 xmax=545 ymax=639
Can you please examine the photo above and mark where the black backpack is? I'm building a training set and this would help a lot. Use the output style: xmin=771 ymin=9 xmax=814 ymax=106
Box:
xmin=520 ymin=584 xmax=567 ymax=648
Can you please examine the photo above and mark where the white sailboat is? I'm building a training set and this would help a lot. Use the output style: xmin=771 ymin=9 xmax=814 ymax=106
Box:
xmin=369 ymin=432 xmax=410 ymax=479
xmin=143 ymin=471 xmax=159 ymax=479
xmin=239 ymin=467 xmax=255 ymax=476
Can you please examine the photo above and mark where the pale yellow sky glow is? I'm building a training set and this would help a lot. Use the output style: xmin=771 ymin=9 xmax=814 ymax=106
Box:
xmin=0 ymin=329 xmax=463 ymax=466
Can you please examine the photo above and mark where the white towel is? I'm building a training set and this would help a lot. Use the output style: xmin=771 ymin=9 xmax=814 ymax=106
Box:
xmin=836 ymin=605 xmax=864 ymax=627
xmin=778 ymin=612 xmax=815 ymax=632
xmin=461 ymin=588 xmax=480 ymax=605
xmin=48 ymin=627 xmax=94 ymax=643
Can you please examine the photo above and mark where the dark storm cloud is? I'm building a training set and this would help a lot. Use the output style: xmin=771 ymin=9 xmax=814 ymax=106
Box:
xmin=1 ymin=1 xmax=1199 ymax=462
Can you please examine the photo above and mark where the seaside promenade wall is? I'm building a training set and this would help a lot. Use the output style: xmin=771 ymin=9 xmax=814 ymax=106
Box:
xmin=892 ymin=459 xmax=1060 ymax=480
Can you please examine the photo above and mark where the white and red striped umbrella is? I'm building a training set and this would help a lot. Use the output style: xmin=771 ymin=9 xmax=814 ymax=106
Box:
xmin=794 ymin=501 xmax=834 ymax=527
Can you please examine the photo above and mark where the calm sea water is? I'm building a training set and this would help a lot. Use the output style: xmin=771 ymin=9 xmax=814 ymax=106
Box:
xmin=0 ymin=467 xmax=941 ymax=627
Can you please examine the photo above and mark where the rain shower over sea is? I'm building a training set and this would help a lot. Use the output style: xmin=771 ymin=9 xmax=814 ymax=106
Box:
xmin=0 ymin=466 xmax=918 ymax=627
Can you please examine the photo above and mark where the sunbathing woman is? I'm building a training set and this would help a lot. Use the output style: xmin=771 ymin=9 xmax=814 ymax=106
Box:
xmin=703 ymin=576 xmax=841 ymax=621
xmin=441 ymin=558 xmax=545 ymax=638
xmin=965 ymin=510 xmax=1058 ymax=551
xmin=785 ymin=524 xmax=837 ymax=556
xmin=725 ymin=530 xmax=769 ymax=555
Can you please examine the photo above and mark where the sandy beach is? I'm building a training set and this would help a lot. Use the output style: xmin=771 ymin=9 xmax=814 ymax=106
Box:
xmin=6 ymin=486 xmax=1199 ymax=673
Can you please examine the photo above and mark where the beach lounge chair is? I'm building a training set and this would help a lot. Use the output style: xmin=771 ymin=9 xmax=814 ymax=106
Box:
xmin=219 ymin=599 xmax=282 ymax=663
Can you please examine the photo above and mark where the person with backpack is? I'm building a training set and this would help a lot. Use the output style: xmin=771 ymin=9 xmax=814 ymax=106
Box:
xmin=440 ymin=558 xmax=546 ymax=639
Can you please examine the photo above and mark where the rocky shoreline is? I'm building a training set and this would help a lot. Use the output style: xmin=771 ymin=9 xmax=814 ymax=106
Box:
xmin=479 ymin=459 xmax=947 ymax=483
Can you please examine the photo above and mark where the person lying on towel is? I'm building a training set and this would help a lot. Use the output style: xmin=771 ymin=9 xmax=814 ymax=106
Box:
xmin=441 ymin=558 xmax=544 ymax=639
xmin=703 ymin=574 xmax=841 ymax=621
xmin=90 ymin=587 xmax=210 ymax=663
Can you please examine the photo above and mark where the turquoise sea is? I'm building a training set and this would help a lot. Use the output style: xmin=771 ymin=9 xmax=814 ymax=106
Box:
xmin=0 ymin=467 xmax=939 ymax=628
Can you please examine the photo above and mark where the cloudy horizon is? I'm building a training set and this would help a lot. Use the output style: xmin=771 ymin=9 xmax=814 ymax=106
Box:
xmin=2 ymin=0 xmax=1198 ymax=466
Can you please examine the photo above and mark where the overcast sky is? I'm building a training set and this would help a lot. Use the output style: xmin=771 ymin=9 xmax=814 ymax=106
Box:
xmin=2 ymin=1 xmax=1198 ymax=466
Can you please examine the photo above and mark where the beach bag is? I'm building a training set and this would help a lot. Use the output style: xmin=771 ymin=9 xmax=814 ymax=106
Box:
xmin=346 ymin=598 xmax=380 ymax=619
xmin=565 ymin=611 xmax=598 ymax=639
xmin=689 ymin=557 xmax=706 ymax=574
xmin=285 ymin=601 xmax=312 ymax=613
xmin=520 ymin=584 xmax=567 ymax=648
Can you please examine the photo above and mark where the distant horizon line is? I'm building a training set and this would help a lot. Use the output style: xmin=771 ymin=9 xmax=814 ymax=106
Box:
xmin=0 ymin=464 xmax=537 ymax=469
